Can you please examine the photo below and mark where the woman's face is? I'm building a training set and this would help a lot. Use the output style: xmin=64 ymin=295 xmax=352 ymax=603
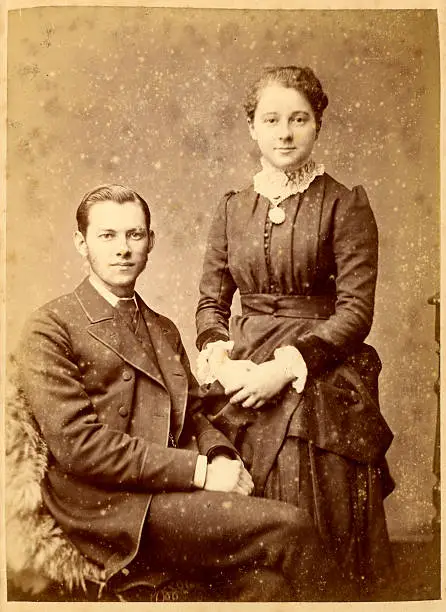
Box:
xmin=248 ymin=83 xmax=318 ymax=172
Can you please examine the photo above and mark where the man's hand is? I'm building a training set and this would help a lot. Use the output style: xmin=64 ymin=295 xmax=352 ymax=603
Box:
xmin=204 ymin=456 xmax=254 ymax=496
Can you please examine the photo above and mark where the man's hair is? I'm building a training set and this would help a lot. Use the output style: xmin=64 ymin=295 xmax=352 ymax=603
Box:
xmin=76 ymin=184 xmax=151 ymax=236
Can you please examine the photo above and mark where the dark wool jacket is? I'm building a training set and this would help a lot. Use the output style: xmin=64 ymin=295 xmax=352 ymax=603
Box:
xmin=17 ymin=278 xmax=236 ymax=581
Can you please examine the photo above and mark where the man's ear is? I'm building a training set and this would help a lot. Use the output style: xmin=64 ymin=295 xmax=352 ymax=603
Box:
xmin=74 ymin=230 xmax=88 ymax=258
xmin=147 ymin=230 xmax=155 ymax=255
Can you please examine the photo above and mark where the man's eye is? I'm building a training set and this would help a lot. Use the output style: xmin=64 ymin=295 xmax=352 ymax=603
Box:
xmin=99 ymin=233 xmax=113 ymax=240
xmin=130 ymin=231 xmax=145 ymax=240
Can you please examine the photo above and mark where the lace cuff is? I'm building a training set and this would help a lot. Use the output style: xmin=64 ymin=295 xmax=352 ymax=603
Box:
xmin=274 ymin=346 xmax=308 ymax=393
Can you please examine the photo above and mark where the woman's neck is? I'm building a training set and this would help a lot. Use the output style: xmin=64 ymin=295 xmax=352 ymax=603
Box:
xmin=260 ymin=156 xmax=313 ymax=175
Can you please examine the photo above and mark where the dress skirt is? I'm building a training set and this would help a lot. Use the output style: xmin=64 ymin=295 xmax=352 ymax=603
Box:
xmin=201 ymin=308 xmax=394 ymax=598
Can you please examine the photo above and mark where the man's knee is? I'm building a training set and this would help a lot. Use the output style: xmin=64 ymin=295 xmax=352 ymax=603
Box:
xmin=269 ymin=501 xmax=315 ymax=541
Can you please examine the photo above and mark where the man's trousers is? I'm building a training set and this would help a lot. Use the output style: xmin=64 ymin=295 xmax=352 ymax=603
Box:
xmin=133 ymin=490 xmax=330 ymax=601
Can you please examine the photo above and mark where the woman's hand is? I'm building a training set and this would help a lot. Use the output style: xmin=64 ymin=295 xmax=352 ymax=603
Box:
xmin=224 ymin=359 xmax=295 ymax=409
xmin=214 ymin=358 xmax=258 ymax=390
xmin=196 ymin=340 xmax=234 ymax=385
xmin=196 ymin=339 xmax=257 ymax=388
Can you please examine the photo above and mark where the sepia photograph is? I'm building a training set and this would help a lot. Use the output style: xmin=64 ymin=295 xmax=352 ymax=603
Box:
xmin=2 ymin=3 xmax=443 ymax=607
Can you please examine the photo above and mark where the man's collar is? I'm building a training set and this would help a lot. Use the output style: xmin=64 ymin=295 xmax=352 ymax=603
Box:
xmin=88 ymin=273 xmax=136 ymax=308
xmin=75 ymin=278 xmax=147 ymax=325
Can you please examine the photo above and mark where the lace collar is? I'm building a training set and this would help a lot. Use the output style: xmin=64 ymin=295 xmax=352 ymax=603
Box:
xmin=253 ymin=157 xmax=325 ymax=205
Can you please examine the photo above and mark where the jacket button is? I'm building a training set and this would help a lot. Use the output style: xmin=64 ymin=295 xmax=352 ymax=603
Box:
xmin=118 ymin=406 xmax=129 ymax=417
xmin=122 ymin=370 xmax=133 ymax=381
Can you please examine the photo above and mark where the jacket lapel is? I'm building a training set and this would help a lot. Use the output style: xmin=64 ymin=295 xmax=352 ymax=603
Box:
xmin=74 ymin=279 xmax=166 ymax=388
xmin=137 ymin=299 xmax=189 ymax=442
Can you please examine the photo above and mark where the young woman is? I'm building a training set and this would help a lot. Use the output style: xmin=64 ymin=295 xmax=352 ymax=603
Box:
xmin=195 ymin=66 xmax=394 ymax=599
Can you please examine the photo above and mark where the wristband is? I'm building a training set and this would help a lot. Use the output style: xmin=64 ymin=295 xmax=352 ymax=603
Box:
xmin=193 ymin=454 xmax=208 ymax=489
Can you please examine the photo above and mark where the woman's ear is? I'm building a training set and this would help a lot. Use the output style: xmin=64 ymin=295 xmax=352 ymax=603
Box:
xmin=247 ymin=119 xmax=257 ymax=142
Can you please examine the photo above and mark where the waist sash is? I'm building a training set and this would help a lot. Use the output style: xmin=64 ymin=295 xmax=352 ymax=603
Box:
xmin=240 ymin=294 xmax=336 ymax=319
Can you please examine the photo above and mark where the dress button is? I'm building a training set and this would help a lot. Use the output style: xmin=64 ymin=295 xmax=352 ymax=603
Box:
xmin=118 ymin=406 xmax=129 ymax=417
xmin=122 ymin=370 xmax=133 ymax=381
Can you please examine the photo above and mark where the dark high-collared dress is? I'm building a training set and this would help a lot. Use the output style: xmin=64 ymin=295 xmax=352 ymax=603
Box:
xmin=196 ymin=172 xmax=395 ymax=596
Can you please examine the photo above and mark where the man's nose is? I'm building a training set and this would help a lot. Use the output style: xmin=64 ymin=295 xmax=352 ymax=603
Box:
xmin=116 ymin=237 xmax=131 ymax=256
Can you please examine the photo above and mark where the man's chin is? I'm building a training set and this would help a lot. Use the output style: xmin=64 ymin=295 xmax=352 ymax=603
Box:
xmin=106 ymin=278 xmax=137 ymax=296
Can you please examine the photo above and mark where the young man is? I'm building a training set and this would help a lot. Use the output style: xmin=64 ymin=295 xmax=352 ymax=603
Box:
xmin=16 ymin=184 xmax=328 ymax=601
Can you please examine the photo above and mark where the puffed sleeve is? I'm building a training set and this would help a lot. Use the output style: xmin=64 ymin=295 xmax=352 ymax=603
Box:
xmin=195 ymin=191 xmax=238 ymax=350
xmin=292 ymin=185 xmax=379 ymax=375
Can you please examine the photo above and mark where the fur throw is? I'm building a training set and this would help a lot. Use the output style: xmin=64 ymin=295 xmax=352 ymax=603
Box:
xmin=5 ymin=355 xmax=106 ymax=595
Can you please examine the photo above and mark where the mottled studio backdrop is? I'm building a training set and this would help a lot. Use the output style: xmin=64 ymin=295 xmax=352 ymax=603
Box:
xmin=7 ymin=8 xmax=440 ymax=539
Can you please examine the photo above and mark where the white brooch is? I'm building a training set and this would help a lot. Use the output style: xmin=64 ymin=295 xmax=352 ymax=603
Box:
xmin=268 ymin=205 xmax=286 ymax=225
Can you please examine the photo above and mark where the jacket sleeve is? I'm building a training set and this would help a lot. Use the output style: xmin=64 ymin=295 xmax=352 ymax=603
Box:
xmin=195 ymin=192 xmax=238 ymax=350
xmin=172 ymin=328 xmax=239 ymax=460
xmin=291 ymin=185 xmax=379 ymax=375
xmin=17 ymin=308 xmax=199 ymax=492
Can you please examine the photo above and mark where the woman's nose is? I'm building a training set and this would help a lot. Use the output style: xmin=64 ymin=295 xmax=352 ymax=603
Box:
xmin=278 ymin=120 xmax=293 ymax=140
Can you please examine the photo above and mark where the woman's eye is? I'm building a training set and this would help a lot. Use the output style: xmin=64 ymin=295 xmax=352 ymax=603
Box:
xmin=264 ymin=117 xmax=277 ymax=124
xmin=292 ymin=116 xmax=305 ymax=124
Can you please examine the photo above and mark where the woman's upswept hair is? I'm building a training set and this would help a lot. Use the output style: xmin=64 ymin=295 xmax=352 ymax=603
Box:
xmin=244 ymin=65 xmax=329 ymax=135
xmin=76 ymin=184 xmax=151 ymax=236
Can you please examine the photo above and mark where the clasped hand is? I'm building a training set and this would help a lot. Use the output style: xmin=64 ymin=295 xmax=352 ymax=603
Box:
xmin=223 ymin=359 xmax=295 ymax=409
xmin=197 ymin=340 xmax=298 ymax=409
xmin=204 ymin=455 xmax=254 ymax=496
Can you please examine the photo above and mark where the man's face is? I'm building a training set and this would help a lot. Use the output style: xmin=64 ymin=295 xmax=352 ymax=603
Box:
xmin=75 ymin=199 xmax=153 ymax=297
